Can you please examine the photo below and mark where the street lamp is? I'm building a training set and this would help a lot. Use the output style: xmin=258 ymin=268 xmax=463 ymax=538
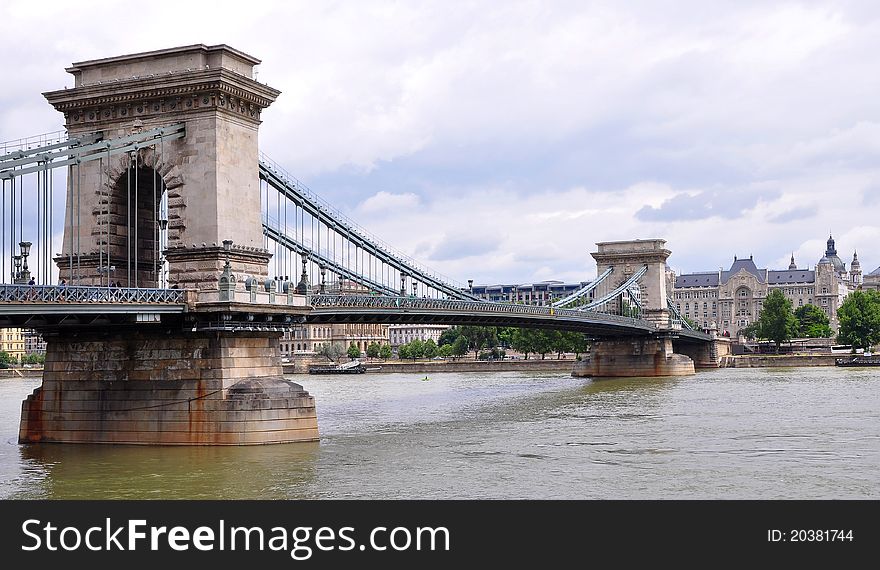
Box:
xmin=12 ymin=255 xmax=22 ymax=284
xmin=19 ymin=241 xmax=31 ymax=284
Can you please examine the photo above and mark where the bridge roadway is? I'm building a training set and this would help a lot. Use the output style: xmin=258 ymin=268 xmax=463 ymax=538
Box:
xmin=0 ymin=285 xmax=712 ymax=341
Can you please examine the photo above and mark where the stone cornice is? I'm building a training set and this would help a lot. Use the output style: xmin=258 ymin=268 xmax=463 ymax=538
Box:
xmin=44 ymin=68 xmax=281 ymax=112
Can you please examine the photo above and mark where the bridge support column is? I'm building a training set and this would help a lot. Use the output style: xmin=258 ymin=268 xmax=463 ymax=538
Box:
xmin=19 ymin=329 xmax=318 ymax=445
xmin=579 ymin=336 xmax=695 ymax=377
xmin=673 ymin=336 xmax=732 ymax=369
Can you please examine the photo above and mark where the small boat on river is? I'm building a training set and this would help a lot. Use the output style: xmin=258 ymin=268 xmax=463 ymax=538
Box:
xmin=308 ymin=360 xmax=367 ymax=374
xmin=835 ymin=355 xmax=880 ymax=367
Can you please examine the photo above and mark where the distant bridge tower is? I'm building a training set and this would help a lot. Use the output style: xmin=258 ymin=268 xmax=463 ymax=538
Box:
xmin=591 ymin=239 xmax=670 ymax=327
xmin=45 ymin=44 xmax=280 ymax=288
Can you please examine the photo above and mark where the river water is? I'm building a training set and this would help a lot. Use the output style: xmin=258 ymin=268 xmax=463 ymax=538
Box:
xmin=0 ymin=368 xmax=878 ymax=499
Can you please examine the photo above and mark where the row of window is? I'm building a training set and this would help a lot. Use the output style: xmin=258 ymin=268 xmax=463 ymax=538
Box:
xmin=675 ymin=286 xmax=821 ymax=300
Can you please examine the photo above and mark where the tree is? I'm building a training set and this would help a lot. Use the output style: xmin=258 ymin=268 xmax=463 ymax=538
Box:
xmin=756 ymin=289 xmax=799 ymax=352
xmin=438 ymin=344 xmax=453 ymax=358
xmin=511 ymin=328 xmax=537 ymax=359
xmin=316 ymin=342 xmax=343 ymax=362
xmin=451 ymin=336 xmax=469 ymax=359
xmin=562 ymin=331 xmax=590 ymax=359
xmin=397 ymin=344 xmax=411 ymax=360
xmin=0 ymin=351 xmax=12 ymax=366
xmin=423 ymin=338 xmax=438 ymax=359
xmin=379 ymin=344 xmax=392 ymax=360
xmin=740 ymin=322 xmax=761 ymax=341
xmin=459 ymin=326 xmax=498 ymax=359
xmin=533 ymin=330 xmax=556 ymax=360
xmin=438 ymin=326 xmax=461 ymax=347
xmin=837 ymin=290 xmax=880 ymax=350
xmin=408 ymin=339 xmax=425 ymax=360
xmin=347 ymin=342 xmax=361 ymax=359
xmin=366 ymin=342 xmax=380 ymax=358
xmin=496 ymin=327 xmax=517 ymax=349
xmin=794 ymin=304 xmax=833 ymax=338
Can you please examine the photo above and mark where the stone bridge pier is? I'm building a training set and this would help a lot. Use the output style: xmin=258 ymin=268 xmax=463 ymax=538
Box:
xmin=20 ymin=45 xmax=318 ymax=446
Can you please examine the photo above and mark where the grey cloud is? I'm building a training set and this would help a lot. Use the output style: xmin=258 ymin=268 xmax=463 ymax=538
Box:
xmin=767 ymin=205 xmax=817 ymax=224
xmin=636 ymin=188 xmax=781 ymax=222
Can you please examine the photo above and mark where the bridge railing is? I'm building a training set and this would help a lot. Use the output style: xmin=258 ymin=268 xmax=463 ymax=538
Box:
xmin=0 ymin=284 xmax=186 ymax=304
xmin=308 ymin=294 xmax=652 ymax=326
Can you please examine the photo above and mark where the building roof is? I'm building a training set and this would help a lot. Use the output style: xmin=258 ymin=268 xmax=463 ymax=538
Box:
xmin=723 ymin=257 xmax=764 ymax=282
xmin=675 ymin=272 xmax=719 ymax=287
xmin=868 ymin=266 xmax=880 ymax=277
xmin=675 ymin=256 xmax=818 ymax=288
xmin=767 ymin=270 xmax=815 ymax=284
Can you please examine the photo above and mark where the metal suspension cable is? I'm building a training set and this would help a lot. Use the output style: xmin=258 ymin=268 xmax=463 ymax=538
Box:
xmin=1 ymin=178 xmax=5 ymax=281
xmin=127 ymin=153 xmax=132 ymax=286
xmin=0 ymin=125 xmax=184 ymax=179
xmin=259 ymin=159 xmax=481 ymax=301
xmin=153 ymin=147 xmax=157 ymax=286
xmin=263 ymin=225 xmax=396 ymax=295
xmin=552 ymin=268 xmax=614 ymax=308
xmin=577 ymin=265 xmax=649 ymax=311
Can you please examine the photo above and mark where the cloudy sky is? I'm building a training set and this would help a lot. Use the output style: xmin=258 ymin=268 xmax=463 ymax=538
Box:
xmin=2 ymin=0 xmax=879 ymax=285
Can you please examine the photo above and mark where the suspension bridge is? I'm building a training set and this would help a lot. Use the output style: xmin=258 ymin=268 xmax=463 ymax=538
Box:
xmin=0 ymin=44 xmax=723 ymax=446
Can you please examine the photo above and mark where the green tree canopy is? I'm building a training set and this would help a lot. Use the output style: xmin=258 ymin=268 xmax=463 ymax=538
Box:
xmin=794 ymin=304 xmax=833 ymax=338
xmin=438 ymin=326 xmax=462 ymax=347
xmin=366 ymin=342 xmax=380 ymax=358
xmin=837 ymin=290 xmax=880 ymax=350
xmin=379 ymin=344 xmax=392 ymax=360
xmin=316 ymin=343 xmax=343 ymax=362
xmin=510 ymin=328 xmax=537 ymax=359
xmin=459 ymin=326 xmax=498 ymax=358
xmin=408 ymin=339 xmax=425 ymax=360
xmin=423 ymin=338 xmax=438 ymax=359
xmin=756 ymin=289 xmax=799 ymax=352
xmin=347 ymin=342 xmax=362 ymax=359
xmin=451 ymin=336 xmax=469 ymax=358
xmin=438 ymin=344 xmax=453 ymax=358
xmin=397 ymin=344 xmax=411 ymax=360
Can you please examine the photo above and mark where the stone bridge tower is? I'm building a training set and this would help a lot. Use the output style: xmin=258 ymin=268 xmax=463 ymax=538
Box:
xmin=20 ymin=46 xmax=317 ymax=446
xmin=586 ymin=239 xmax=696 ymax=377
xmin=591 ymin=239 xmax=670 ymax=327
xmin=44 ymin=44 xmax=279 ymax=289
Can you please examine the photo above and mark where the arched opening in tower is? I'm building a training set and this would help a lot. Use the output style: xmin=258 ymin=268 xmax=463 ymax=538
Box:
xmin=108 ymin=163 xmax=167 ymax=288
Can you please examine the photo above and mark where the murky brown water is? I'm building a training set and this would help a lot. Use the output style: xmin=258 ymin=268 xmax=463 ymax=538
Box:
xmin=1 ymin=367 xmax=878 ymax=499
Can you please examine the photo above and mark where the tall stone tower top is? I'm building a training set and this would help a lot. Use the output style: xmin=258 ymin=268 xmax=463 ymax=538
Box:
xmin=45 ymin=44 xmax=280 ymax=289
xmin=789 ymin=253 xmax=797 ymax=270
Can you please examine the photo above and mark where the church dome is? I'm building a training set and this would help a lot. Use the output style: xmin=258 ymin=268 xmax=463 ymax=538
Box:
xmin=851 ymin=251 xmax=861 ymax=271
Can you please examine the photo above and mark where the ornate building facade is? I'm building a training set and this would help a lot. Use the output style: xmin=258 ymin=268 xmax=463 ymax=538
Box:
xmin=669 ymin=235 xmax=859 ymax=336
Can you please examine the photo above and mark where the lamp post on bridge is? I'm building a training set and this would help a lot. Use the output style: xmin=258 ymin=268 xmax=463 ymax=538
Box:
xmin=18 ymin=241 xmax=31 ymax=284
xmin=12 ymin=255 xmax=22 ymax=284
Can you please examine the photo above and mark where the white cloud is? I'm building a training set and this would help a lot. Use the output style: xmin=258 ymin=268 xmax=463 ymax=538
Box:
xmin=357 ymin=191 xmax=420 ymax=215
xmin=2 ymin=0 xmax=880 ymax=284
